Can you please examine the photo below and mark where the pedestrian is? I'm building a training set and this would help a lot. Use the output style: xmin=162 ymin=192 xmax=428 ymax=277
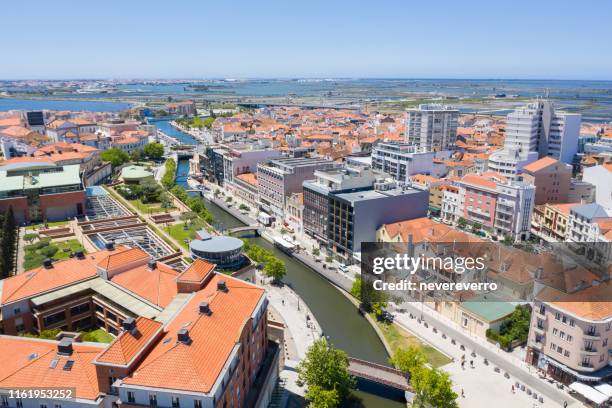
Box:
xmin=461 ymin=389 xmax=465 ymax=398
xmin=563 ymin=401 xmax=567 ymax=408
xmin=511 ymin=385 xmax=515 ymax=393
xmin=461 ymin=361 xmax=465 ymax=369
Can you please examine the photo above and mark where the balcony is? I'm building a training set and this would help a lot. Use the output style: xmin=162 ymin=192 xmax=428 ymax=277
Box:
xmin=578 ymin=362 xmax=595 ymax=372
xmin=583 ymin=330 xmax=601 ymax=340
xmin=581 ymin=347 xmax=598 ymax=356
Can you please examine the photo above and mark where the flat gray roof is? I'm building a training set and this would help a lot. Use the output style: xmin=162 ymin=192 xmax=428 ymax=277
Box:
xmin=190 ymin=236 xmax=244 ymax=253
xmin=334 ymin=187 xmax=422 ymax=204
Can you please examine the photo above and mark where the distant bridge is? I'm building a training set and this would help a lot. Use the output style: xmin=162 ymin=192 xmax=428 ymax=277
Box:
xmin=348 ymin=357 xmax=411 ymax=399
xmin=227 ymin=225 xmax=261 ymax=236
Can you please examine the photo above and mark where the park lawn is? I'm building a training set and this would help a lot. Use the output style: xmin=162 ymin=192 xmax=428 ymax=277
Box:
xmin=23 ymin=239 xmax=86 ymax=271
xmin=25 ymin=220 xmax=69 ymax=231
xmin=375 ymin=319 xmax=452 ymax=368
xmin=128 ymin=199 xmax=175 ymax=214
xmin=80 ymin=328 xmax=114 ymax=343
xmin=164 ymin=219 xmax=206 ymax=248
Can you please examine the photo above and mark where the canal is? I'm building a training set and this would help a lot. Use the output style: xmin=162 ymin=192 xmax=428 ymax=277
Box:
xmin=174 ymin=154 xmax=402 ymax=407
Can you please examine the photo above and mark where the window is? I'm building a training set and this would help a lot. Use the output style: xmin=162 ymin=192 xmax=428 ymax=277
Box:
xmin=1 ymin=395 xmax=8 ymax=407
xmin=171 ymin=397 xmax=180 ymax=408
xmin=13 ymin=307 xmax=21 ymax=315
xmin=54 ymin=404 xmax=61 ymax=408
xmin=16 ymin=400 xmax=22 ymax=408
xmin=552 ymin=328 xmax=558 ymax=336
xmin=194 ymin=400 xmax=202 ymax=408
xmin=564 ymin=350 xmax=570 ymax=358
xmin=149 ymin=394 xmax=157 ymax=408
xmin=41 ymin=405 xmax=47 ymax=408
xmin=127 ymin=392 xmax=135 ymax=403
xmin=567 ymin=335 xmax=573 ymax=343
xmin=555 ymin=312 xmax=561 ymax=320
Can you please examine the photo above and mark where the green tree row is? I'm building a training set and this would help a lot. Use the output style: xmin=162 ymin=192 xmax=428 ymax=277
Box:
xmin=161 ymin=158 xmax=177 ymax=189
xmin=242 ymin=239 xmax=286 ymax=282
xmin=0 ymin=207 xmax=17 ymax=279
xmin=100 ymin=143 xmax=165 ymax=169
xmin=170 ymin=186 xmax=214 ymax=224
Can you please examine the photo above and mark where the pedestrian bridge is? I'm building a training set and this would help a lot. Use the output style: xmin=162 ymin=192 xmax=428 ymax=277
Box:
xmin=348 ymin=357 xmax=411 ymax=399
xmin=227 ymin=225 xmax=262 ymax=236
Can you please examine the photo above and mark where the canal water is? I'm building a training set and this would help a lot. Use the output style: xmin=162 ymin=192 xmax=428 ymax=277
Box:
xmin=175 ymin=163 xmax=401 ymax=407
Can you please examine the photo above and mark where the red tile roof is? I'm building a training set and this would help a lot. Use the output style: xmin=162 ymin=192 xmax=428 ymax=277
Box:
xmin=94 ymin=317 xmax=163 ymax=366
xmin=0 ymin=336 xmax=105 ymax=401
xmin=121 ymin=274 xmax=265 ymax=393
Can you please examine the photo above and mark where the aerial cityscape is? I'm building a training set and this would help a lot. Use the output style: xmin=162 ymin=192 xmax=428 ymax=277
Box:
xmin=0 ymin=2 xmax=611 ymax=408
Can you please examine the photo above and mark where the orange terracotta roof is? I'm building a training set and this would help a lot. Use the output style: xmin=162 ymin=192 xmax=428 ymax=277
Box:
xmin=0 ymin=117 xmax=22 ymax=127
xmin=96 ymin=247 xmax=149 ymax=272
xmin=549 ymin=203 xmax=579 ymax=216
xmin=461 ymin=173 xmax=498 ymax=190
xmin=177 ymin=259 xmax=215 ymax=283
xmin=94 ymin=317 xmax=163 ymax=366
xmin=235 ymin=172 xmax=257 ymax=186
xmin=0 ymin=336 xmax=105 ymax=401
xmin=523 ymin=156 xmax=559 ymax=173
xmin=0 ymin=250 xmax=116 ymax=305
xmin=549 ymin=282 xmax=612 ymax=320
xmin=121 ymin=274 xmax=265 ymax=393
xmin=110 ymin=262 xmax=179 ymax=308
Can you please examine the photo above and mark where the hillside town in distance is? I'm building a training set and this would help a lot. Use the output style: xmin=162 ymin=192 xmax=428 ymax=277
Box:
xmin=0 ymin=87 xmax=611 ymax=408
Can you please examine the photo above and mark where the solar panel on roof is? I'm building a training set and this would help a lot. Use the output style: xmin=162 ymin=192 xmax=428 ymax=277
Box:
xmin=49 ymin=358 xmax=59 ymax=369
xmin=63 ymin=360 xmax=74 ymax=371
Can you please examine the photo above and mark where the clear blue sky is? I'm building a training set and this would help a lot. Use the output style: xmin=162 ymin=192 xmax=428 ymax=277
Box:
xmin=2 ymin=0 xmax=611 ymax=80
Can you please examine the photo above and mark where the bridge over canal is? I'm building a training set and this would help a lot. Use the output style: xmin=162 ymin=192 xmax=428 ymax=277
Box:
xmin=348 ymin=357 xmax=412 ymax=401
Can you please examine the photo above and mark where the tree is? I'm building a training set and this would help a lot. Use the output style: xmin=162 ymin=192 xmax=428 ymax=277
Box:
xmin=23 ymin=233 xmax=38 ymax=244
xmin=411 ymin=367 xmax=458 ymax=408
xmin=297 ymin=339 xmax=355 ymax=407
xmin=312 ymin=247 xmax=320 ymax=256
xmin=159 ymin=192 xmax=173 ymax=209
xmin=101 ymin=148 xmax=129 ymax=168
xmin=180 ymin=211 xmax=198 ymax=223
xmin=239 ymin=203 xmax=250 ymax=211
xmin=1 ymin=207 xmax=17 ymax=278
xmin=264 ymin=257 xmax=286 ymax=283
xmin=144 ymin=142 xmax=164 ymax=160
xmin=305 ymin=385 xmax=339 ymax=408
xmin=350 ymin=277 xmax=362 ymax=301
xmin=457 ymin=217 xmax=467 ymax=229
xmin=391 ymin=346 xmax=426 ymax=375
xmin=130 ymin=149 xmax=143 ymax=163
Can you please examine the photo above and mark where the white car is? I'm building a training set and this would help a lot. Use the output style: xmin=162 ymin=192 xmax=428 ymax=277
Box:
xmin=338 ymin=264 xmax=349 ymax=273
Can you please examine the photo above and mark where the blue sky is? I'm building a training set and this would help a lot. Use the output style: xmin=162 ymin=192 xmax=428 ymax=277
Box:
xmin=1 ymin=0 xmax=611 ymax=80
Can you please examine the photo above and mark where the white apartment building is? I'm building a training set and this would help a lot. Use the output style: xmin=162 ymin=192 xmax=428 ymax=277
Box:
xmin=371 ymin=142 xmax=450 ymax=183
xmin=494 ymin=179 xmax=536 ymax=241
xmin=220 ymin=144 xmax=281 ymax=184
xmin=489 ymin=100 xmax=581 ymax=179
xmin=582 ymin=164 xmax=612 ymax=211
xmin=405 ymin=104 xmax=459 ymax=151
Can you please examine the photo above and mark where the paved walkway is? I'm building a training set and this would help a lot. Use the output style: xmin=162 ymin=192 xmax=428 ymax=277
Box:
xmin=393 ymin=303 xmax=581 ymax=408
xmin=261 ymin=274 xmax=322 ymax=360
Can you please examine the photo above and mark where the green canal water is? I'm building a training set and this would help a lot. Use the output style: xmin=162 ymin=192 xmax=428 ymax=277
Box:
xmin=202 ymin=198 xmax=404 ymax=408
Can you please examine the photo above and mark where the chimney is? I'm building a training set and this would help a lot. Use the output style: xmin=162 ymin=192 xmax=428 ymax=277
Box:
xmin=177 ymin=328 xmax=190 ymax=344
xmin=43 ymin=258 xmax=53 ymax=269
xmin=148 ymin=260 xmax=157 ymax=270
xmin=217 ymin=280 xmax=228 ymax=292
xmin=57 ymin=338 xmax=73 ymax=356
xmin=105 ymin=241 xmax=115 ymax=251
xmin=199 ymin=302 xmax=211 ymax=315
xmin=122 ymin=317 xmax=136 ymax=331
xmin=75 ymin=250 xmax=85 ymax=260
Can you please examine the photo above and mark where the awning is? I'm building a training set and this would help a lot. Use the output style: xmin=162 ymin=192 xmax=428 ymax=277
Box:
xmin=569 ymin=382 xmax=609 ymax=405
xmin=594 ymin=383 xmax=612 ymax=398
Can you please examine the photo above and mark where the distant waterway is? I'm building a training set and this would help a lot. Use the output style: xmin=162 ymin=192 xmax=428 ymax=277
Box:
xmin=0 ymin=98 xmax=131 ymax=112
xmin=153 ymin=120 xmax=198 ymax=145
